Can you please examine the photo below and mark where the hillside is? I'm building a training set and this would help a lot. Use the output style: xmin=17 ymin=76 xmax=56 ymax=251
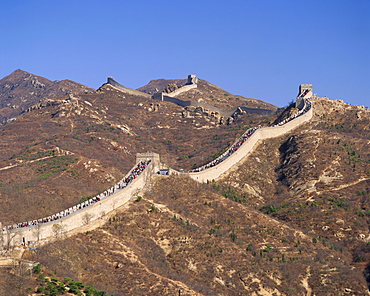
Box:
xmin=0 ymin=74 xmax=369 ymax=295
xmin=0 ymin=76 xmax=279 ymax=225
xmin=21 ymin=175 xmax=368 ymax=295
xmin=0 ymin=69 xmax=95 ymax=125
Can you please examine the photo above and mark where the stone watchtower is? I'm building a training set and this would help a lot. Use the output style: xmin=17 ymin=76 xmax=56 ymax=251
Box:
xmin=136 ymin=152 xmax=161 ymax=174
xmin=186 ymin=74 xmax=198 ymax=85
xmin=296 ymin=84 xmax=313 ymax=109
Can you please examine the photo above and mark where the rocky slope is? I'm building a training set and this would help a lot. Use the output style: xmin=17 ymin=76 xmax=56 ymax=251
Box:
xmin=0 ymin=73 xmax=369 ymax=295
xmin=0 ymin=69 xmax=94 ymax=125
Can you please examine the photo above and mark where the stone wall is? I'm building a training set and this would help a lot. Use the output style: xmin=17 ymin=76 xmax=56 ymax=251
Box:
xmin=1 ymin=155 xmax=158 ymax=249
xmin=187 ymin=106 xmax=313 ymax=183
xmin=106 ymin=77 xmax=151 ymax=98
xmin=165 ymin=84 xmax=197 ymax=97
xmin=151 ymin=75 xmax=274 ymax=117
xmin=154 ymin=94 xmax=274 ymax=118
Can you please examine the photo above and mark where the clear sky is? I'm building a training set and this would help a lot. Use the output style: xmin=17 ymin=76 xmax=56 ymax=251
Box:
xmin=1 ymin=0 xmax=369 ymax=107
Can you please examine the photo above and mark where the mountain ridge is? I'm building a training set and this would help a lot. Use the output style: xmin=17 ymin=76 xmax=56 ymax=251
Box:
xmin=0 ymin=69 xmax=95 ymax=125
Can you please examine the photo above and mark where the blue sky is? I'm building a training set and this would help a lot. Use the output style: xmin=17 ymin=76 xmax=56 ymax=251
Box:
xmin=1 ymin=0 xmax=369 ymax=107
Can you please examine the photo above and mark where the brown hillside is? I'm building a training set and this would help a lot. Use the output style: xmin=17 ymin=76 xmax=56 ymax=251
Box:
xmin=20 ymin=176 xmax=368 ymax=295
xmin=0 ymin=83 xmax=279 ymax=225
xmin=175 ymin=79 xmax=278 ymax=111
xmin=0 ymin=69 xmax=95 ymax=125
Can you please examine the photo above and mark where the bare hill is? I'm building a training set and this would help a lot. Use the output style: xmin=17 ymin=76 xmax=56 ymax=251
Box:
xmin=0 ymin=69 xmax=95 ymax=125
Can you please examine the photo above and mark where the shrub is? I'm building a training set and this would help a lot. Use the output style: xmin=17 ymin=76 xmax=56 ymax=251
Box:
xmin=64 ymin=277 xmax=73 ymax=284
xmin=264 ymin=244 xmax=273 ymax=252
xmin=57 ymin=283 xmax=66 ymax=293
xmin=44 ymin=283 xmax=58 ymax=296
xmin=33 ymin=263 xmax=41 ymax=274
xmin=69 ymin=284 xmax=82 ymax=295
xmin=230 ymin=233 xmax=237 ymax=242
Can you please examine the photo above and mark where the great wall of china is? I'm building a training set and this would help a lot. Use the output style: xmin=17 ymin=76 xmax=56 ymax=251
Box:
xmin=0 ymin=82 xmax=313 ymax=251
xmin=110 ymin=75 xmax=275 ymax=118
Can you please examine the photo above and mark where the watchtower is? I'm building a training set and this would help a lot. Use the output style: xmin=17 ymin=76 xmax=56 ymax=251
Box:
xmin=186 ymin=74 xmax=198 ymax=85
xmin=136 ymin=152 xmax=161 ymax=174
xmin=296 ymin=84 xmax=313 ymax=109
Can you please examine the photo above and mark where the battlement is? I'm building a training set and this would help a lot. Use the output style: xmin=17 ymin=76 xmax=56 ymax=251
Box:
xmin=136 ymin=152 xmax=160 ymax=163
xmin=136 ymin=152 xmax=161 ymax=173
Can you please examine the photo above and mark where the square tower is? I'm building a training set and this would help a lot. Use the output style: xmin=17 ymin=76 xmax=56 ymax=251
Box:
xmin=186 ymin=74 xmax=198 ymax=85
xmin=296 ymin=84 xmax=313 ymax=109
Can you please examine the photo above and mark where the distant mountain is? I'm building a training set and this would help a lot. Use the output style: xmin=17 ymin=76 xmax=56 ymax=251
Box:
xmin=0 ymin=69 xmax=95 ymax=124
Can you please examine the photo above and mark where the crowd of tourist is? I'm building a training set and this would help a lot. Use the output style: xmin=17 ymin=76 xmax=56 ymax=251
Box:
xmin=275 ymin=98 xmax=312 ymax=126
xmin=189 ymin=126 xmax=261 ymax=172
xmin=3 ymin=160 xmax=151 ymax=231
xmin=189 ymin=98 xmax=311 ymax=173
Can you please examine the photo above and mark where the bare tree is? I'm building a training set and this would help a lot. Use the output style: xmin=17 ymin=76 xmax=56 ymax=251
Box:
xmin=4 ymin=228 xmax=16 ymax=252
xmin=32 ymin=224 xmax=42 ymax=246
xmin=82 ymin=213 xmax=94 ymax=225
xmin=100 ymin=211 xmax=106 ymax=219
xmin=0 ymin=225 xmax=3 ymax=250
xmin=52 ymin=223 xmax=65 ymax=239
